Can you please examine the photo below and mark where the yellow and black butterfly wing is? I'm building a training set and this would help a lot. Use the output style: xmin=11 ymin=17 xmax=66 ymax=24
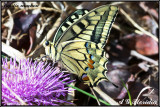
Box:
xmin=44 ymin=5 xmax=118 ymax=86
xmin=57 ymin=40 xmax=110 ymax=86
xmin=57 ymin=5 xmax=118 ymax=86
xmin=55 ymin=5 xmax=118 ymax=49
xmin=44 ymin=9 xmax=89 ymax=60
xmin=53 ymin=9 xmax=89 ymax=44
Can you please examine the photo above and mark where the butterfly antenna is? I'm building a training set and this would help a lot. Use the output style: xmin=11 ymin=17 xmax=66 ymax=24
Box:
xmin=90 ymin=87 xmax=101 ymax=106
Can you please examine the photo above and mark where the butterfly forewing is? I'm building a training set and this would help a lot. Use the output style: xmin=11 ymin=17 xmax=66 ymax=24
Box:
xmin=56 ymin=5 xmax=118 ymax=49
xmin=54 ymin=9 xmax=89 ymax=45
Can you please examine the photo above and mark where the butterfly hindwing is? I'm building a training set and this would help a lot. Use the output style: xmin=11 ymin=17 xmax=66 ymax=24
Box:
xmin=55 ymin=5 xmax=118 ymax=49
xmin=58 ymin=40 xmax=109 ymax=86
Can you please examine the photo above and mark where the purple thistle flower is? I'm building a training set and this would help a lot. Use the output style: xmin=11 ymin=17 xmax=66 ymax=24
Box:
xmin=2 ymin=58 xmax=74 ymax=105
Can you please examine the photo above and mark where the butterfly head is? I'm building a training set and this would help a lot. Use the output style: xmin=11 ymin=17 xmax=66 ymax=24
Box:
xmin=43 ymin=40 xmax=57 ymax=62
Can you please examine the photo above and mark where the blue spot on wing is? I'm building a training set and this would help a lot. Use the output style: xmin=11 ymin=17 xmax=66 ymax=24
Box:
xmin=85 ymin=42 xmax=88 ymax=47
xmin=87 ymin=49 xmax=89 ymax=53
xmin=90 ymin=55 xmax=94 ymax=59
xmin=85 ymin=67 xmax=89 ymax=71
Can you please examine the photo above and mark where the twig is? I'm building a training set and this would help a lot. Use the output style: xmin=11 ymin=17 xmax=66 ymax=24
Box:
xmin=2 ymin=42 xmax=26 ymax=62
xmin=120 ymin=8 xmax=158 ymax=42
xmin=93 ymin=87 xmax=119 ymax=105
xmin=3 ymin=7 xmax=62 ymax=23
xmin=110 ymin=2 xmax=125 ymax=5
xmin=51 ymin=2 xmax=61 ymax=10
xmin=112 ymin=24 xmax=126 ymax=34
xmin=28 ymin=17 xmax=61 ymax=59
xmin=90 ymin=87 xmax=101 ymax=105
xmin=130 ymin=50 xmax=158 ymax=66
xmin=6 ymin=9 xmax=14 ymax=45
xmin=67 ymin=76 xmax=75 ymax=103
xmin=134 ymin=30 xmax=144 ymax=35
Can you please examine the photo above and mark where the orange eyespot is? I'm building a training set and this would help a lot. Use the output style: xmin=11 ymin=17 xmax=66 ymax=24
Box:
xmin=82 ymin=74 xmax=89 ymax=81
xmin=88 ymin=63 xmax=94 ymax=69
xmin=89 ymin=59 xmax=94 ymax=64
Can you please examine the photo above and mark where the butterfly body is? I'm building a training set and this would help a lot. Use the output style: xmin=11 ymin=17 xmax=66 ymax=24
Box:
xmin=44 ymin=5 xmax=118 ymax=86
